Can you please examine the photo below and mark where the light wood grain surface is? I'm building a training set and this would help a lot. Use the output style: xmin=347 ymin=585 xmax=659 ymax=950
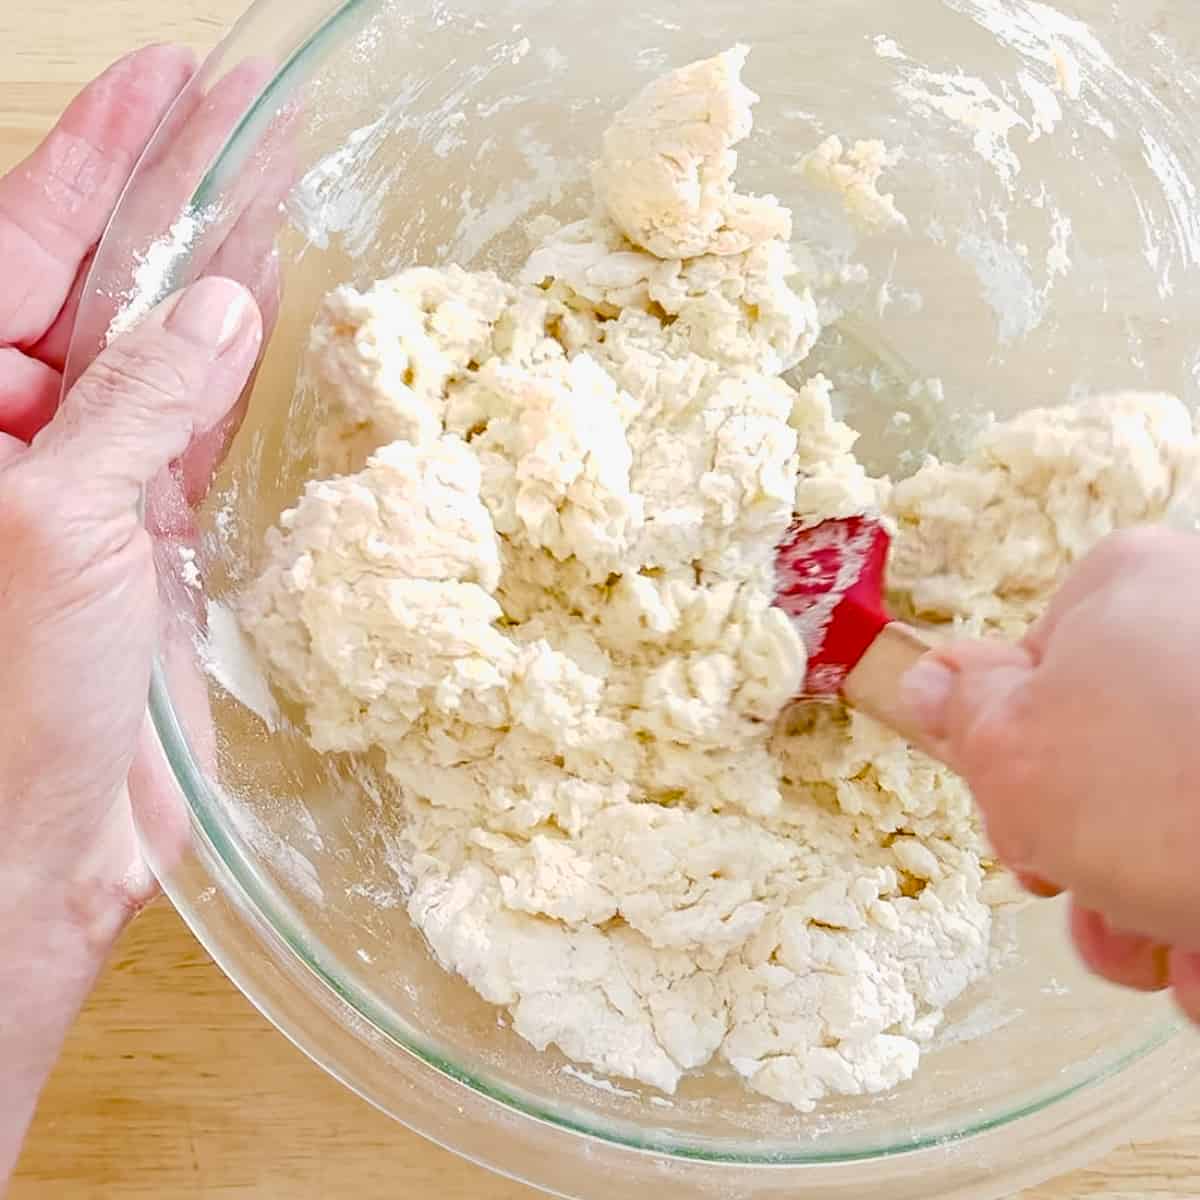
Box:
xmin=3 ymin=3 xmax=1199 ymax=1196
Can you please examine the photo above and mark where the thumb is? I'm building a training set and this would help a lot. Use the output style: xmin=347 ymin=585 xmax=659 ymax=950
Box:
xmin=901 ymin=640 xmax=1036 ymax=773
xmin=33 ymin=277 xmax=262 ymax=518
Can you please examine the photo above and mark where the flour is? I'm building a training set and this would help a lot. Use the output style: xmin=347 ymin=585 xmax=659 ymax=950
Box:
xmin=240 ymin=49 xmax=1199 ymax=1113
xmin=896 ymin=67 xmax=1031 ymax=187
xmin=201 ymin=601 xmax=281 ymax=731
xmin=105 ymin=209 xmax=207 ymax=344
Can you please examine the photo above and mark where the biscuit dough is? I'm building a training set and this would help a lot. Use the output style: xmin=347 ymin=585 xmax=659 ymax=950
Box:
xmin=242 ymin=48 xmax=1199 ymax=1110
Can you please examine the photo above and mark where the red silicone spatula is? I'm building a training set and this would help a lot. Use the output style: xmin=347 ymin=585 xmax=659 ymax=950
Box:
xmin=775 ymin=514 xmax=934 ymax=746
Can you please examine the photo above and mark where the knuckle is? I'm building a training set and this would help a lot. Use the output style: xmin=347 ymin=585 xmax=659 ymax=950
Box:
xmin=0 ymin=455 xmax=147 ymax=590
xmin=965 ymin=755 xmax=1050 ymax=875
xmin=80 ymin=344 xmax=197 ymax=419
xmin=1071 ymin=924 xmax=1169 ymax=995
xmin=957 ymin=701 xmax=1030 ymax=793
xmin=979 ymin=809 xmax=1040 ymax=875
xmin=1094 ymin=524 xmax=1175 ymax=572
xmin=0 ymin=459 xmax=58 ymax=547
xmin=1060 ymin=815 xmax=1140 ymax=915
xmin=959 ymin=708 xmax=1015 ymax=767
xmin=1067 ymin=910 xmax=1115 ymax=977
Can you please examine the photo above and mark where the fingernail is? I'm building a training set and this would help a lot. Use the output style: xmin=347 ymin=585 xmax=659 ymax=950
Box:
xmin=1152 ymin=945 xmax=1173 ymax=991
xmin=1015 ymin=871 xmax=1064 ymax=900
xmin=901 ymin=657 xmax=955 ymax=736
xmin=165 ymin=278 xmax=257 ymax=354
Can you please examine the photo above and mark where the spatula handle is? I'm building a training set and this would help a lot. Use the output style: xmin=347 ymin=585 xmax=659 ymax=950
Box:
xmin=842 ymin=622 xmax=939 ymax=753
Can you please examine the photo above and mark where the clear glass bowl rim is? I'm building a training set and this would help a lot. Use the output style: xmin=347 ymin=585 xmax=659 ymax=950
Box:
xmin=101 ymin=0 xmax=1198 ymax=1187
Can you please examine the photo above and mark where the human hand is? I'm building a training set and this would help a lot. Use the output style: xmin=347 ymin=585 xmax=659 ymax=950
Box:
xmin=0 ymin=43 xmax=267 ymax=941
xmin=2 ymin=276 xmax=262 ymax=926
xmin=902 ymin=525 xmax=1200 ymax=1024
xmin=0 ymin=48 xmax=265 ymax=1178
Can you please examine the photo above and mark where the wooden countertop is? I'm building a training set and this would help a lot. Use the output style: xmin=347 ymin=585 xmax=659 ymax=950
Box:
xmin=3 ymin=3 xmax=1199 ymax=1195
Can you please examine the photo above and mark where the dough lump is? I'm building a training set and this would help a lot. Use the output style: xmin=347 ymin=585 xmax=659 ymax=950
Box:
xmin=890 ymin=392 xmax=1199 ymax=632
xmin=593 ymin=44 xmax=792 ymax=259
xmin=800 ymin=135 xmax=908 ymax=232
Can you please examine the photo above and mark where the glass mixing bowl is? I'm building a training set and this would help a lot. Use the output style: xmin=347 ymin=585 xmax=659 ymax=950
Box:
xmin=67 ymin=1 xmax=1200 ymax=1196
